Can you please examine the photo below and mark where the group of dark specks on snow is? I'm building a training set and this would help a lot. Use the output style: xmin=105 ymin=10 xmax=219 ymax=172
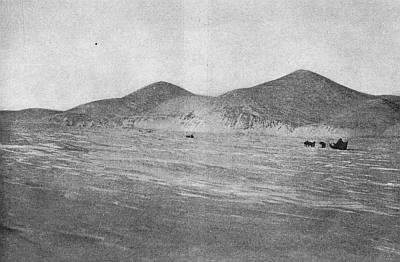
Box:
xmin=185 ymin=135 xmax=348 ymax=151
xmin=138 ymin=128 xmax=348 ymax=150
xmin=184 ymin=133 xmax=348 ymax=151
xmin=185 ymin=134 xmax=348 ymax=150
xmin=304 ymin=138 xmax=348 ymax=150
xmin=138 ymin=128 xmax=195 ymax=138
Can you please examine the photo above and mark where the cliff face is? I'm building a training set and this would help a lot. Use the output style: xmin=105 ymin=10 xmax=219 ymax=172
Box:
xmin=6 ymin=70 xmax=400 ymax=137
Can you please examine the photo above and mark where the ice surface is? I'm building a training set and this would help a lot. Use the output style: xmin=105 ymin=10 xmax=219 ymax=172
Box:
xmin=1 ymin=123 xmax=400 ymax=261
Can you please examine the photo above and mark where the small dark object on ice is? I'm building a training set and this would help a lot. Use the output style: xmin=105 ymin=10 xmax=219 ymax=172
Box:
xmin=139 ymin=129 xmax=152 ymax=133
xmin=304 ymin=141 xmax=316 ymax=147
xmin=319 ymin=142 xmax=326 ymax=148
xmin=186 ymin=134 xmax=194 ymax=138
xmin=329 ymin=138 xmax=348 ymax=150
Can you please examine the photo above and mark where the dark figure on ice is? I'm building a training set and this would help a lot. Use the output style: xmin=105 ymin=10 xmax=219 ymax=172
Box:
xmin=304 ymin=141 xmax=316 ymax=147
xmin=329 ymin=138 xmax=348 ymax=150
xmin=319 ymin=142 xmax=326 ymax=148
xmin=186 ymin=134 xmax=194 ymax=138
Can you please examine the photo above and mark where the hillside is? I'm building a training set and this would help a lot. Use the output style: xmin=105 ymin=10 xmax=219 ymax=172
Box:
xmin=325 ymin=99 xmax=400 ymax=132
xmin=379 ymin=95 xmax=400 ymax=108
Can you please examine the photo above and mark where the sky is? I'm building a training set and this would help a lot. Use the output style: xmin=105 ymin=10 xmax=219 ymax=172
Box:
xmin=1 ymin=0 xmax=400 ymax=110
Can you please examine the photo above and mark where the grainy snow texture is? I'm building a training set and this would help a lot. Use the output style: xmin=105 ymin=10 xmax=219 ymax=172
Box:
xmin=1 ymin=122 xmax=400 ymax=261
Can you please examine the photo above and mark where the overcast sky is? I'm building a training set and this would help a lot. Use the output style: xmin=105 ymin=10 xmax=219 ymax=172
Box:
xmin=1 ymin=0 xmax=400 ymax=110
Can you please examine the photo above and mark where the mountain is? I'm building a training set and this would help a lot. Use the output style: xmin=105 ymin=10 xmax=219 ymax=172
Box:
xmin=133 ymin=70 xmax=400 ymax=136
xmin=8 ymin=70 xmax=400 ymax=137
xmin=217 ymin=70 xmax=373 ymax=125
xmin=120 ymin=70 xmax=400 ymax=136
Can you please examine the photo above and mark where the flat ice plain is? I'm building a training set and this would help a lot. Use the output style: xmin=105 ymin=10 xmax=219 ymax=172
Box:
xmin=1 ymin=123 xmax=400 ymax=261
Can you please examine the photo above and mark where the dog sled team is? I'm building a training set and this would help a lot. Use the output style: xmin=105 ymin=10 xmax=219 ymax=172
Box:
xmin=304 ymin=138 xmax=348 ymax=150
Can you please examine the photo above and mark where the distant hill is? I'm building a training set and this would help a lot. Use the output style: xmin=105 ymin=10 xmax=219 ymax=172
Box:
xmin=48 ymin=81 xmax=195 ymax=127
xmin=69 ymin=81 xmax=194 ymax=116
xmin=0 ymin=108 xmax=62 ymax=123
xmin=5 ymin=70 xmax=400 ymax=137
